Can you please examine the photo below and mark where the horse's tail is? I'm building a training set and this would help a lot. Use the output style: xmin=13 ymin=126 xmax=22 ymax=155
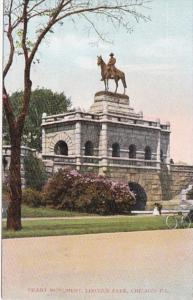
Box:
xmin=122 ymin=73 xmax=127 ymax=89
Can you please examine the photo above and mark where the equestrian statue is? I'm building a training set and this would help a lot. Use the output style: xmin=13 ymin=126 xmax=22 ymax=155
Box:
xmin=97 ymin=53 xmax=127 ymax=94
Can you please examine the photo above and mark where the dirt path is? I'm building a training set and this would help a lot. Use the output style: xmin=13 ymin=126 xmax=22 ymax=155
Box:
xmin=2 ymin=229 xmax=193 ymax=300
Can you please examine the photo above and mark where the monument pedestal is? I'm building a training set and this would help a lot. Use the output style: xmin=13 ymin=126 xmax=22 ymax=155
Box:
xmin=89 ymin=91 xmax=142 ymax=118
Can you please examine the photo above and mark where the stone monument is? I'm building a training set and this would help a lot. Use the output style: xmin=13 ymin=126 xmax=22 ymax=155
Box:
xmin=41 ymin=55 xmax=193 ymax=209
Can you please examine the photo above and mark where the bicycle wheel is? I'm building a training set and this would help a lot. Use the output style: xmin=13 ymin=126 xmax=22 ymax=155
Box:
xmin=182 ymin=215 xmax=191 ymax=229
xmin=166 ymin=215 xmax=178 ymax=229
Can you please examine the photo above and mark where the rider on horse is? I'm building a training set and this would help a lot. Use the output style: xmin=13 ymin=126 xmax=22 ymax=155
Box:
xmin=107 ymin=53 xmax=116 ymax=78
xmin=97 ymin=54 xmax=127 ymax=94
xmin=101 ymin=53 xmax=116 ymax=80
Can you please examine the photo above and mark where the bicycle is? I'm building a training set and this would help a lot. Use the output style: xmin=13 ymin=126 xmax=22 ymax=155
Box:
xmin=166 ymin=211 xmax=191 ymax=229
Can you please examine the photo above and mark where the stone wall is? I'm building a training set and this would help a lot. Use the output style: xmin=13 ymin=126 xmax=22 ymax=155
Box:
xmin=107 ymin=124 xmax=159 ymax=159
xmin=170 ymin=165 xmax=193 ymax=198
xmin=44 ymin=125 xmax=76 ymax=156
xmin=105 ymin=166 xmax=162 ymax=203
xmin=81 ymin=123 xmax=101 ymax=156
xmin=43 ymin=160 xmax=193 ymax=209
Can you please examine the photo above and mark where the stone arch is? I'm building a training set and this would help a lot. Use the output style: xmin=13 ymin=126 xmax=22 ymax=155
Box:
xmin=128 ymin=182 xmax=147 ymax=210
xmin=85 ymin=141 xmax=94 ymax=156
xmin=54 ymin=141 xmax=68 ymax=155
xmin=160 ymin=149 xmax=164 ymax=162
xmin=129 ymin=144 xmax=137 ymax=158
xmin=144 ymin=146 xmax=152 ymax=160
xmin=112 ymin=143 xmax=120 ymax=157
xmin=128 ymin=137 xmax=141 ymax=149
xmin=49 ymin=132 xmax=73 ymax=155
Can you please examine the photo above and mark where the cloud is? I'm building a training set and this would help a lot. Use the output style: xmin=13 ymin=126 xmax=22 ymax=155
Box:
xmin=136 ymin=37 xmax=192 ymax=62
xmin=45 ymin=33 xmax=96 ymax=55
xmin=75 ymin=56 xmax=96 ymax=70
xmin=125 ymin=63 xmax=176 ymax=74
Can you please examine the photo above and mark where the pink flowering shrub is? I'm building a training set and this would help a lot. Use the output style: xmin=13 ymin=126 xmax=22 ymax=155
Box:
xmin=44 ymin=169 xmax=135 ymax=215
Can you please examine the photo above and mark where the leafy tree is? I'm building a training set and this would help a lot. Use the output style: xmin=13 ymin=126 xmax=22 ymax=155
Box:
xmin=3 ymin=0 xmax=150 ymax=230
xmin=3 ymin=88 xmax=71 ymax=150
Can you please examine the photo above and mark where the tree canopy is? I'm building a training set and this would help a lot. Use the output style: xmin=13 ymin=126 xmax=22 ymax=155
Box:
xmin=3 ymin=88 xmax=71 ymax=150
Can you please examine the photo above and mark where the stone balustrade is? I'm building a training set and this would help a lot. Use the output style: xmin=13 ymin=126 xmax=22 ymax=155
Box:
xmin=170 ymin=164 xmax=193 ymax=173
xmin=42 ymin=154 xmax=159 ymax=169
xmin=42 ymin=111 xmax=170 ymax=131
xmin=108 ymin=157 xmax=159 ymax=169
xmin=82 ymin=156 xmax=101 ymax=164
xmin=3 ymin=145 xmax=36 ymax=157
xmin=43 ymin=154 xmax=76 ymax=164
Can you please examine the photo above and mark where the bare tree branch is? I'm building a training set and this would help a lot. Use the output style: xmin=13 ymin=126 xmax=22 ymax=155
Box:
xmin=28 ymin=0 xmax=47 ymax=14
xmin=3 ymin=0 xmax=15 ymax=79
xmin=21 ymin=0 xmax=29 ymax=60
xmin=55 ymin=3 xmax=150 ymax=23
xmin=28 ymin=0 xmax=67 ymax=65
xmin=81 ymin=13 xmax=110 ymax=43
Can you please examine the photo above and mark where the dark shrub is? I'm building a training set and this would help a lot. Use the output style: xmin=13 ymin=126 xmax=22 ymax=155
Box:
xmin=24 ymin=153 xmax=48 ymax=191
xmin=22 ymin=188 xmax=44 ymax=207
xmin=44 ymin=169 xmax=135 ymax=215
xmin=187 ymin=210 xmax=193 ymax=221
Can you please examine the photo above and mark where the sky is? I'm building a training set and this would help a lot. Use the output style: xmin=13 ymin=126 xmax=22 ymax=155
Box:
xmin=3 ymin=0 xmax=193 ymax=164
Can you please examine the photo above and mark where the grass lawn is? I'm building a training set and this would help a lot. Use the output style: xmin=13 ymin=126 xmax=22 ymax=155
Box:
xmin=3 ymin=215 xmax=192 ymax=239
xmin=20 ymin=204 xmax=96 ymax=218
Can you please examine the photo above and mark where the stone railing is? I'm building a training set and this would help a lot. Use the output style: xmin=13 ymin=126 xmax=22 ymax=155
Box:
xmin=81 ymin=156 xmax=101 ymax=164
xmin=3 ymin=145 xmax=36 ymax=157
xmin=170 ymin=164 xmax=193 ymax=173
xmin=43 ymin=154 xmax=160 ymax=169
xmin=43 ymin=154 xmax=76 ymax=164
xmin=42 ymin=111 xmax=170 ymax=131
xmin=42 ymin=111 xmax=100 ymax=124
xmin=107 ymin=157 xmax=159 ymax=169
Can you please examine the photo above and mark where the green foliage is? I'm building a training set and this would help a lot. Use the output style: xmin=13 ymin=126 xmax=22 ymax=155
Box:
xmin=24 ymin=153 xmax=48 ymax=191
xmin=44 ymin=169 xmax=135 ymax=215
xmin=3 ymin=88 xmax=71 ymax=150
xmin=22 ymin=189 xmax=44 ymax=208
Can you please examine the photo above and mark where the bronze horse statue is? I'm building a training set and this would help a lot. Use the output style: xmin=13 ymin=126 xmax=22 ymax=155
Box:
xmin=97 ymin=55 xmax=127 ymax=94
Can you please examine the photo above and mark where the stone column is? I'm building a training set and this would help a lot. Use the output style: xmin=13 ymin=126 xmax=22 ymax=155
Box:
xmin=156 ymin=129 xmax=161 ymax=170
xmin=42 ymin=127 xmax=46 ymax=156
xmin=41 ymin=113 xmax=47 ymax=156
xmin=99 ymin=118 xmax=108 ymax=174
xmin=166 ymin=137 xmax=171 ymax=171
xmin=75 ymin=119 xmax=81 ymax=170
xmin=166 ymin=122 xmax=171 ymax=170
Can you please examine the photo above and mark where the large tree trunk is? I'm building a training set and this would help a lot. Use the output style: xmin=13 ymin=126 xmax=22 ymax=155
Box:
xmin=6 ymin=132 xmax=22 ymax=230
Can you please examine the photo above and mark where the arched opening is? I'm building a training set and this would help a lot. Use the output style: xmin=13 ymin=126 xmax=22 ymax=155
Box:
xmin=112 ymin=143 xmax=120 ymax=157
xmin=144 ymin=146 xmax=151 ymax=160
xmin=128 ymin=182 xmax=147 ymax=210
xmin=54 ymin=141 xmax=68 ymax=155
xmin=85 ymin=141 xmax=94 ymax=156
xmin=160 ymin=149 xmax=164 ymax=162
xmin=129 ymin=144 xmax=136 ymax=159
